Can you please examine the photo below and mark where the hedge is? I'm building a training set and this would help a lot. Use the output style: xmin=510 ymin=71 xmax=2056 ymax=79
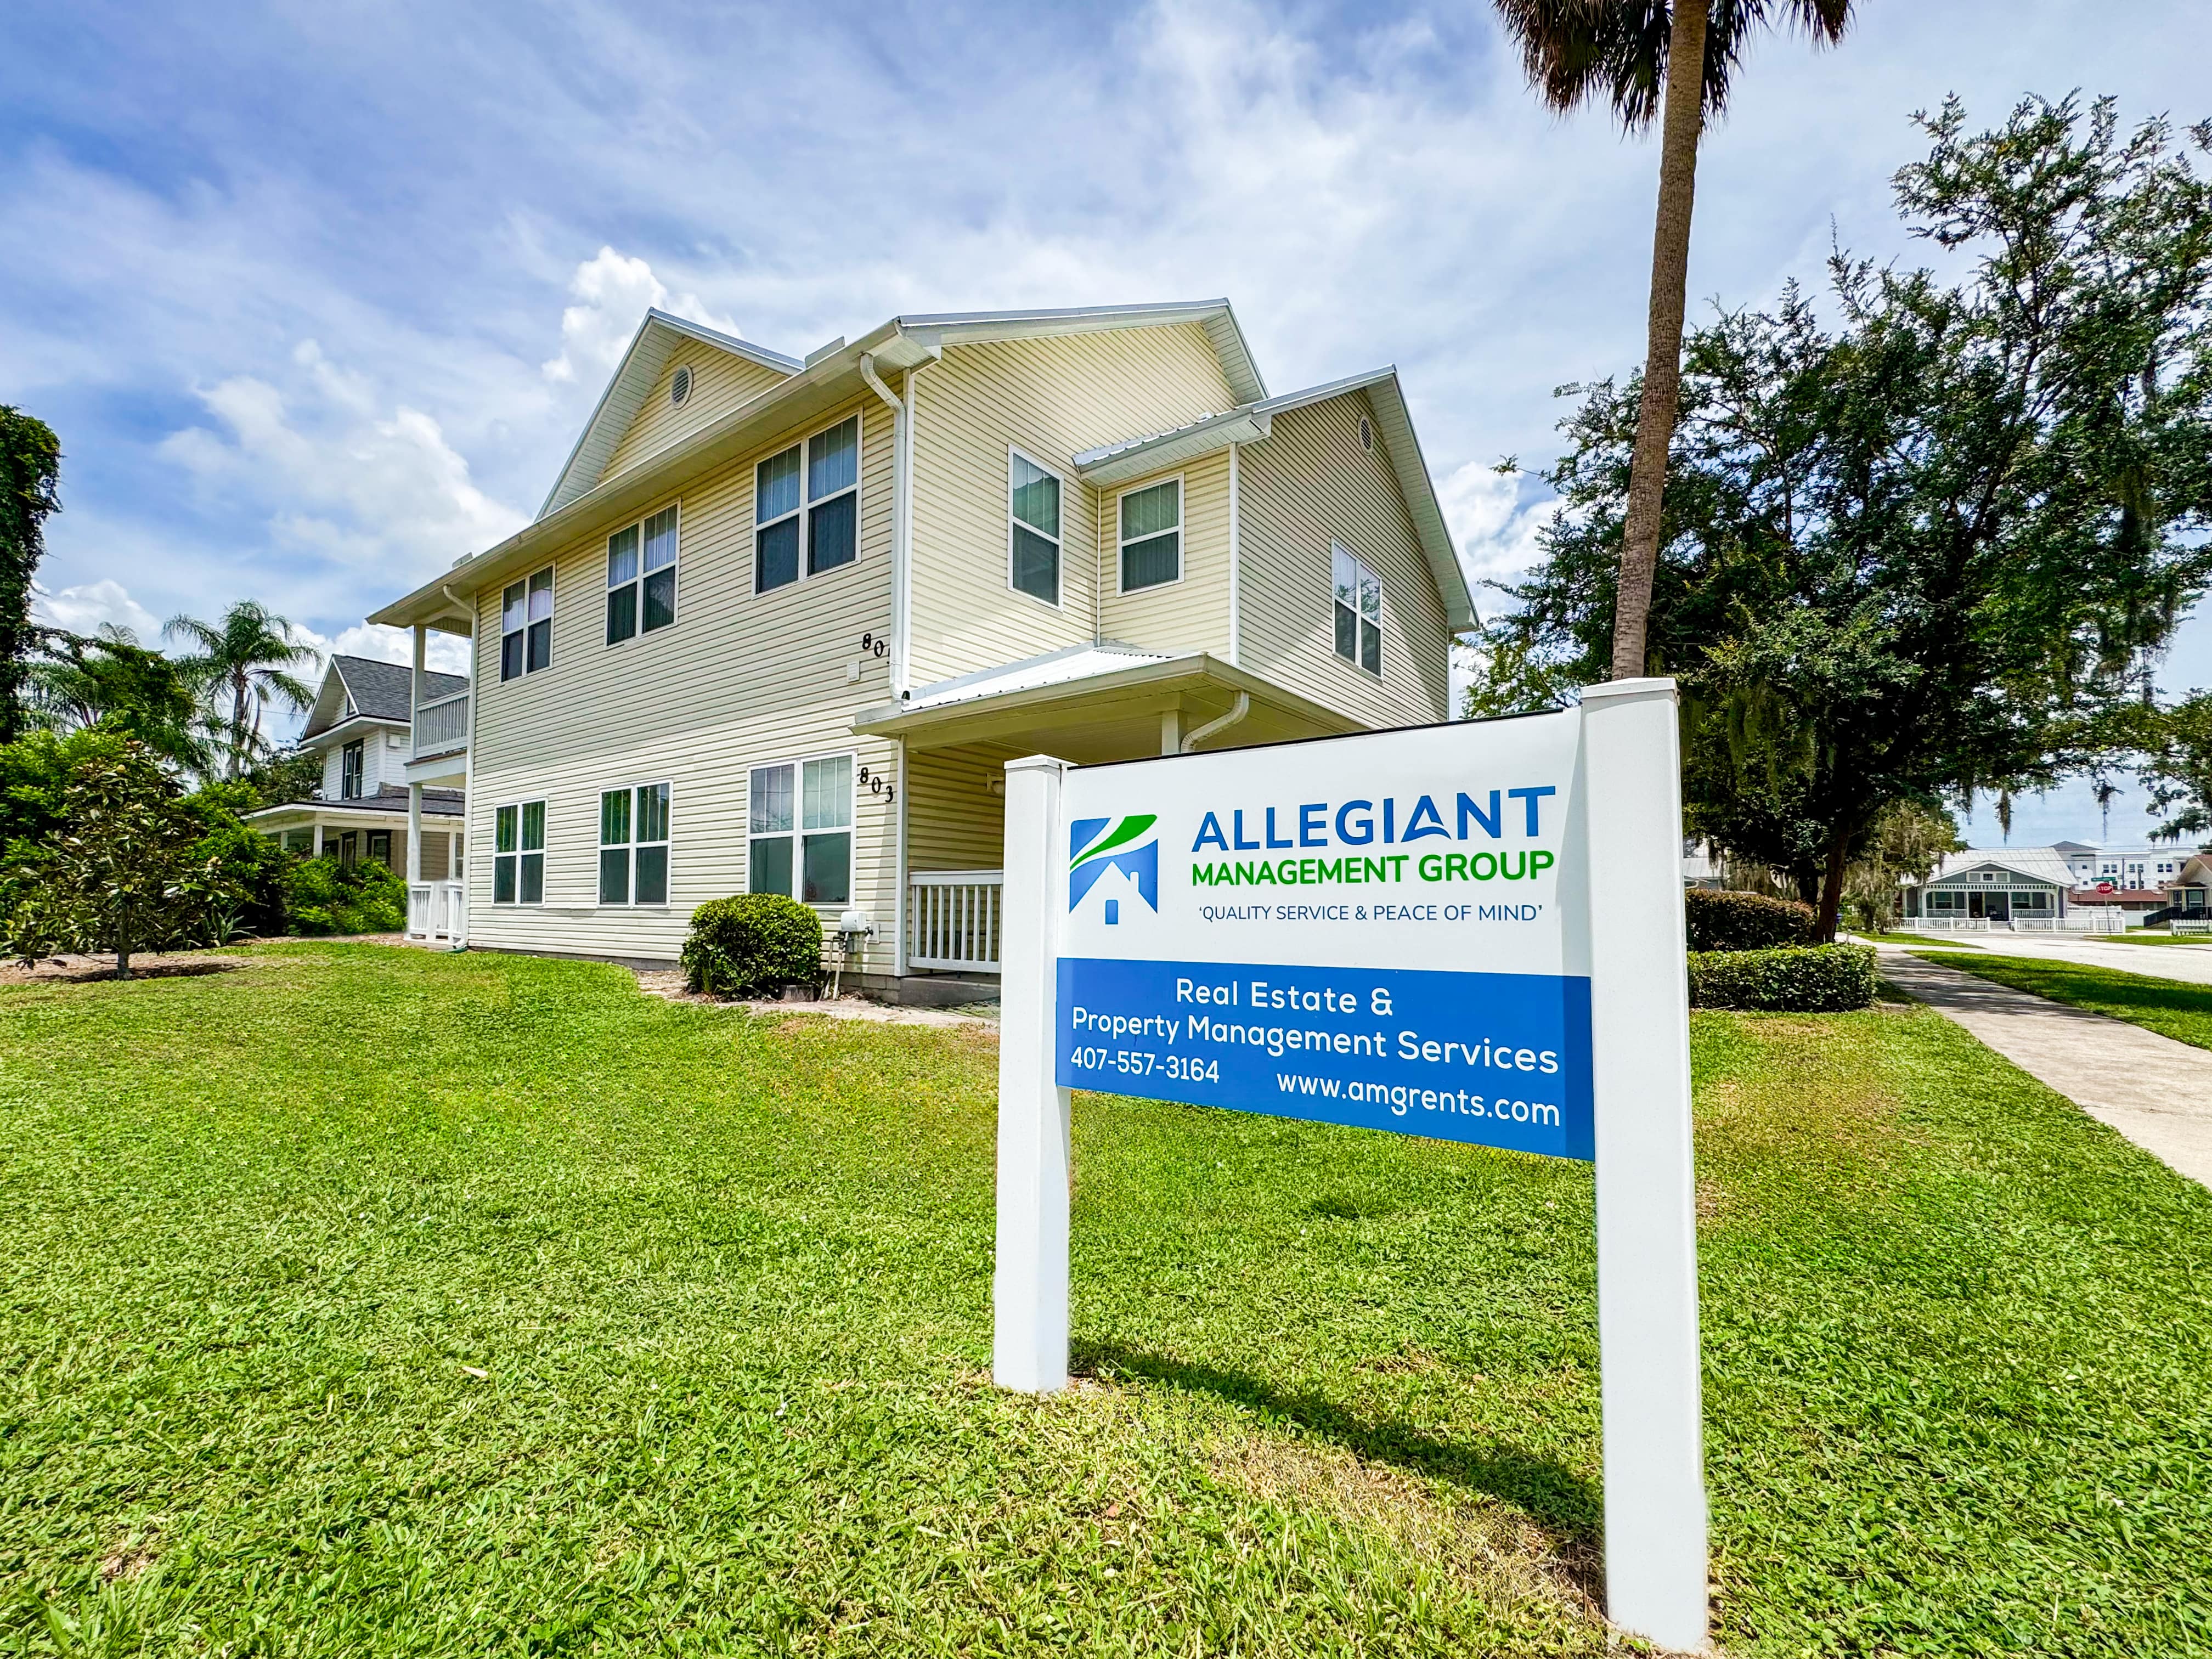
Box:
xmin=1687 ymin=943 xmax=1878 ymax=1012
xmin=1684 ymin=887 xmax=1816 ymax=951
xmin=682 ymin=893 xmax=824 ymax=998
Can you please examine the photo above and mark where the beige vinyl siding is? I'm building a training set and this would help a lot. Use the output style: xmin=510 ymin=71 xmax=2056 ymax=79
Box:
xmin=1095 ymin=449 xmax=1232 ymax=657
xmin=908 ymin=325 xmax=1238 ymax=686
xmin=905 ymin=742 xmax=1020 ymax=873
xmin=1237 ymin=391 xmax=1450 ymax=727
xmin=600 ymin=348 xmax=791 ymax=483
xmin=461 ymin=393 xmax=904 ymax=970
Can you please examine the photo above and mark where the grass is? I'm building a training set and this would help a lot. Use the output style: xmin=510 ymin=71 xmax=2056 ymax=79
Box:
xmin=1849 ymin=930 xmax=1983 ymax=947
xmin=2091 ymin=930 xmax=2212 ymax=946
xmin=1917 ymin=950 xmax=2212 ymax=1051
xmin=1 ymin=944 xmax=2207 ymax=1657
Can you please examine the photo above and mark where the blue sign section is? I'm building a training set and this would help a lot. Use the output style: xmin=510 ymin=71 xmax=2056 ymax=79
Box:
xmin=1056 ymin=956 xmax=1594 ymax=1160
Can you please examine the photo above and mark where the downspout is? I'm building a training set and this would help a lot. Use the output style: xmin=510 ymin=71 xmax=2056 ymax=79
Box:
xmin=860 ymin=352 xmax=914 ymax=978
xmin=1226 ymin=442 xmax=1242 ymax=668
xmin=1181 ymin=692 xmax=1250 ymax=753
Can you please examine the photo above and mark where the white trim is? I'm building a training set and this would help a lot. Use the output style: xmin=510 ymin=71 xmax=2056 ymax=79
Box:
xmin=1226 ymin=442 xmax=1241 ymax=667
xmin=1006 ymin=443 xmax=1066 ymax=611
xmin=490 ymin=797 xmax=549 ymax=907
xmin=1115 ymin=472 xmax=1185 ymax=595
xmin=753 ymin=409 xmax=865 ymax=597
xmin=602 ymin=499 xmax=682 ymax=647
xmin=595 ymin=778 xmax=674 ymax=909
xmin=894 ymin=735 xmax=910 ymax=976
xmin=746 ymin=748 xmax=859 ymax=910
xmin=498 ymin=563 xmax=556 ymax=682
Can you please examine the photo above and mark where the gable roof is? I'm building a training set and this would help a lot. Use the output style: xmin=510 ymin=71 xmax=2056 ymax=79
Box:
xmin=374 ymin=299 xmax=1269 ymax=630
xmin=1923 ymin=848 xmax=2075 ymax=887
xmin=542 ymin=310 xmax=806 ymax=519
xmin=300 ymin=654 xmax=468 ymax=740
xmin=1070 ymin=367 xmax=1476 ymax=633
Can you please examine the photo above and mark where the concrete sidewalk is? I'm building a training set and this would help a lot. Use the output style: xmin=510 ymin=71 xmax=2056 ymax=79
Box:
xmin=1900 ymin=930 xmax=2212 ymax=986
xmin=1879 ymin=952 xmax=2212 ymax=1189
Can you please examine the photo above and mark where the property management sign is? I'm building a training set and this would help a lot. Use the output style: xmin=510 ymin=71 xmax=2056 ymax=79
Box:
xmin=1053 ymin=710 xmax=1593 ymax=1160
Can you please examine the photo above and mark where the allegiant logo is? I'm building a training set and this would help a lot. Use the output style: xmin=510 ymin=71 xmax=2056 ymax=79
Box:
xmin=1192 ymin=786 xmax=1556 ymax=853
xmin=1070 ymin=815 xmax=1160 ymax=922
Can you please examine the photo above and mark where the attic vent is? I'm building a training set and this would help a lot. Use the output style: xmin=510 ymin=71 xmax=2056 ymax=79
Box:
xmin=669 ymin=365 xmax=693 ymax=407
xmin=1357 ymin=415 xmax=1375 ymax=453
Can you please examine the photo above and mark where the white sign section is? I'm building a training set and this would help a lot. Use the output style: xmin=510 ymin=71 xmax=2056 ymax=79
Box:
xmin=1054 ymin=709 xmax=1591 ymax=1159
xmin=992 ymin=680 xmax=1708 ymax=1652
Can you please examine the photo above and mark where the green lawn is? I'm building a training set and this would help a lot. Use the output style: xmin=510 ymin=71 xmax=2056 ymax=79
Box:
xmin=1917 ymin=950 xmax=2212 ymax=1051
xmin=2097 ymin=930 xmax=2212 ymax=946
xmin=2 ymin=945 xmax=2207 ymax=1656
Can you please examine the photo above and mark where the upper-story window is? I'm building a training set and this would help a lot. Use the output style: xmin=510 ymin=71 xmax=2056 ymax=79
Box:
xmin=1008 ymin=449 xmax=1063 ymax=606
xmin=1118 ymin=477 xmax=1181 ymax=592
xmin=756 ymin=415 xmax=860 ymax=594
xmin=493 ymin=800 xmax=545 ymax=905
xmin=500 ymin=568 xmax=554 ymax=681
xmin=1332 ymin=541 xmax=1382 ymax=676
xmin=599 ymin=782 xmax=670 ymax=905
xmin=607 ymin=505 xmax=679 ymax=645
xmin=340 ymin=738 xmax=364 ymax=799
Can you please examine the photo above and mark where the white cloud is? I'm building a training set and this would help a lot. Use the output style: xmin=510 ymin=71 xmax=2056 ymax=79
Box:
xmin=30 ymin=578 xmax=163 ymax=641
xmin=159 ymin=339 xmax=528 ymax=578
xmin=541 ymin=247 xmax=743 ymax=383
xmin=289 ymin=619 xmax=470 ymax=677
xmin=1437 ymin=460 xmax=1551 ymax=589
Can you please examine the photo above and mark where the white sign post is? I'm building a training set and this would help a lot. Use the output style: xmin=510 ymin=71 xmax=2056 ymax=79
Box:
xmin=992 ymin=679 xmax=1706 ymax=1652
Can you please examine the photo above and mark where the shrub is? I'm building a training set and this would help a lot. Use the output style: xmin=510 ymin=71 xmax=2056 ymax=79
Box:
xmin=1688 ymin=943 xmax=1878 ymax=1012
xmin=285 ymin=856 xmax=406 ymax=936
xmin=1684 ymin=887 xmax=1816 ymax=951
xmin=683 ymin=894 xmax=824 ymax=998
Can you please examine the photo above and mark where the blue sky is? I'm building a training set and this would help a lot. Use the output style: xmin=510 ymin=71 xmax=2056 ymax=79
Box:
xmin=4 ymin=0 xmax=2208 ymax=845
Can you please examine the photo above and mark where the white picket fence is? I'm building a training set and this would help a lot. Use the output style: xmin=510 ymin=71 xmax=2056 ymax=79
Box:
xmin=907 ymin=870 xmax=1002 ymax=972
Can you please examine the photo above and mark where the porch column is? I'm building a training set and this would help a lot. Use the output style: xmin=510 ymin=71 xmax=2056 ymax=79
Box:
xmin=1159 ymin=706 xmax=1182 ymax=755
xmin=410 ymin=624 xmax=426 ymax=744
xmin=407 ymin=783 xmax=424 ymax=883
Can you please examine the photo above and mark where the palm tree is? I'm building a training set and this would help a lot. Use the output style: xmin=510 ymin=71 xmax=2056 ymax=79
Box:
xmin=24 ymin=624 xmax=216 ymax=774
xmin=1493 ymin=0 xmax=1853 ymax=679
xmin=164 ymin=601 xmax=317 ymax=779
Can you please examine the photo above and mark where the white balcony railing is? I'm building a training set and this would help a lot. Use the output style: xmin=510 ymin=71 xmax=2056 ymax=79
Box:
xmin=407 ymin=880 xmax=467 ymax=945
xmin=413 ymin=691 xmax=470 ymax=758
xmin=907 ymin=870 xmax=1002 ymax=973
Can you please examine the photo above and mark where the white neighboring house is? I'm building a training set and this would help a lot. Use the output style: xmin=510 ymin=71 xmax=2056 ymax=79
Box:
xmin=1901 ymin=845 xmax=2172 ymax=930
xmin=244 ymin=656 xmax=470 ymax=930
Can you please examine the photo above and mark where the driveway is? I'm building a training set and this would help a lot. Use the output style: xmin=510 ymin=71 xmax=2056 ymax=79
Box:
xmin=1887 ymin=929 xmax=2212 ymax=987
xmin=1876 ymin=951 xmax=2212 ymax=1189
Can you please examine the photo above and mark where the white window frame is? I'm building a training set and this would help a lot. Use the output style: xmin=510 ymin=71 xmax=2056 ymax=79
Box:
xmin=340 ymin=738 xmax=364 ymax=799
xmin=597 ymin=780 xmax=673 ymax=907
xmin=754 ymin=412 xmax=863 ymax=596
xmin=499 ymin=566 xmax=555 ymax=682
xmin=1331 ymin=540 xmax=1384 ymax=677
xmin=1116 ymin=473 xmax=1184 ymax=595
xmin=1006 ymin=444 xmax=1065 ymax=609
xmin=491 ymin=798 xmax=547 ymax=906
xmin=605 ymin=502 xmax=681 ymax=647
xmin=746 ymin=750 xmax=856 ymax=907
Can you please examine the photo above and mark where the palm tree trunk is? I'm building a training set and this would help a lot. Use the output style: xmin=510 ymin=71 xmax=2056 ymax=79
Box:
xmin=1609 ymin=0 xmax=1709 ymax=681
xmin=230 ymin=673 xmax=250 ymax=778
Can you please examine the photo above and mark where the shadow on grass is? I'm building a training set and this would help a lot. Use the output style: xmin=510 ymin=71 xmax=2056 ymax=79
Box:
xmin=1075 ymin=1338 xmax=1601 ymax=1556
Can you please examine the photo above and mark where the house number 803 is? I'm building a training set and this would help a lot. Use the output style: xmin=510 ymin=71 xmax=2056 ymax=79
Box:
xmin=858 ymin=764 xmax=896 ymax=803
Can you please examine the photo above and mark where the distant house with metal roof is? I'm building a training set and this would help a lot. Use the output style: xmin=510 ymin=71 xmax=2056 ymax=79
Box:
xmin=1903 ymin=844 xmax=2193 ymax=930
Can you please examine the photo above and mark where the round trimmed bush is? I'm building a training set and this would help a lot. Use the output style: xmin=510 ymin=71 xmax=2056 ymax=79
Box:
xmin=682 ymin=894 xmax=823 ymax=997
xmin=1684 ymin=887 xmax=1816 ymax=951
xmin=1687 ymin=943 xmax=1877 ymax=1012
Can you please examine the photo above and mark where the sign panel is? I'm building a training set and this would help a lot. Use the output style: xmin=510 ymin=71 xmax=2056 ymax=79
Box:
xmin=1052 ymin=709 xmax=1594 ymax=1159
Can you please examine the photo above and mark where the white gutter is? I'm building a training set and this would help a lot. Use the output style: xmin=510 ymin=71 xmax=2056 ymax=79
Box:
xmin=860 ymin=348 xmax=930 ymax=699
xmin=1180 ymin=692 xmax=1251 ymax=753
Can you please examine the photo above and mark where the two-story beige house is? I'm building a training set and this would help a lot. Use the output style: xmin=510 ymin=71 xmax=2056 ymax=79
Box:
xmin=368 ymin=300 xmax=1474 ymax=996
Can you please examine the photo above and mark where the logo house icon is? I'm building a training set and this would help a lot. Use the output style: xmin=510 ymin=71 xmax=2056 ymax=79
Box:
xmin=1069 ymin=815 xmax=1159 ymax=925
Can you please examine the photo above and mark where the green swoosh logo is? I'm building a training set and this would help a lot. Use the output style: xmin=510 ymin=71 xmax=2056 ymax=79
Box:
xmin=1071 ymin=815 xmax=1158 ymax=868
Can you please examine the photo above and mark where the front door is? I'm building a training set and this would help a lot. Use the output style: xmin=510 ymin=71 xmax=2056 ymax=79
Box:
xmin=1986 ymin=891 xmax=2011 ymax=923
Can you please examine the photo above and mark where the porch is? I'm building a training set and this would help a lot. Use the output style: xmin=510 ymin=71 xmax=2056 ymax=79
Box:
xmin=863 ymin=644 xmax=1362 ymax=983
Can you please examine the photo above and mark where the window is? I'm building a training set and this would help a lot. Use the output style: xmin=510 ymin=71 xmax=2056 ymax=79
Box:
xmin=1008 ymin=449 xmax=1062 ymax=605
xmin=748 ymin=754 xmax=851 ymax=905
xmin=599 ymin=783 xmax=670 ymax=905
xmin=367 ymin=829 xmax=392 ymax=870
xmin=607 ymin=505 xmax=680 ymax=645
xmin=337 ymin=830 xmax=358 ymax=869
xmin=340 ymin=738 xmax=364 ymax=799
xmin=756 ymin=415 xmax=860 ymax=594
xmin=1332 ymin=542 xmax=1382 ymax=675
xmin=493 ymin=800 xmax=545 ymax=905
xmin=500 ymin=568 xmax=554 ymax=680
xmin=1118 ymin=477 xmax=1181 ymax=592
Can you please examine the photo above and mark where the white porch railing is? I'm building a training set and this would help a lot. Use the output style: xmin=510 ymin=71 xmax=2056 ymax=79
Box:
xmin=908 ymin=870 xmax=1002 ymax=972
xmin=1917 ymin=913 xmax=2138 ymax=934
xmin=413 ymin=691 xmax=470 ymax=759
xmin=407 ymin=879 xmax=467 ymax=945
